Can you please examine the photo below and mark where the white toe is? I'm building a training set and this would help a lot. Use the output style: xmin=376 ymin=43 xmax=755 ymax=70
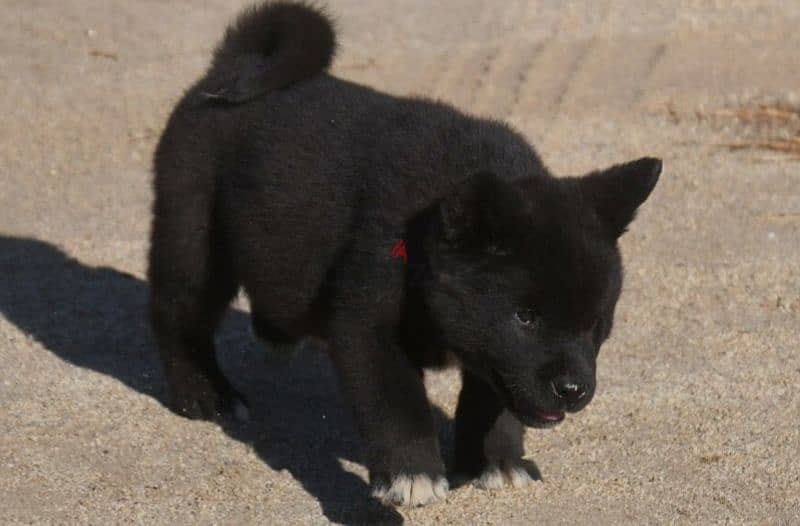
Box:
xmin=475 ymin=461 xmax=534 ymax=490
xmin=475 ymin=466 xmax=506 ymax=490
xmin=506 ymin=465 xmax=534 ymax=487
xmin=373 ymin=474 xmax=449 ymax=506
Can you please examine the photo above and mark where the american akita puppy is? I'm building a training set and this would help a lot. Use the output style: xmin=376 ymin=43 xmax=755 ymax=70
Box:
xmin=149 ymin=1 xmax=661 ymax=506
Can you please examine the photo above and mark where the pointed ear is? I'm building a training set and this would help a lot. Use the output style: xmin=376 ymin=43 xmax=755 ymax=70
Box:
xmin=580 ymin=157 xmax=661 ymax=237
xmin=439 ymin=172 xmax=499 ymax=244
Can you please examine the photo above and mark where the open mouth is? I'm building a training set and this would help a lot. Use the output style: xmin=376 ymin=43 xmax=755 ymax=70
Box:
xmin=531 ymin=408 xmax=566 ymax=423
xmin=490 ymin=369 xmax=566 ymax=427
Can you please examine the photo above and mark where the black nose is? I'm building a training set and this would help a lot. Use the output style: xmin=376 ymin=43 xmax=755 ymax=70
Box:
xmin=552 ymin=380 xmax=587 ymax=404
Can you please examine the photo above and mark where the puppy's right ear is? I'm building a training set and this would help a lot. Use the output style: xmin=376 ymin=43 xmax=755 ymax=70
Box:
xmin=439 ymin=172 xmax=499 ymax=244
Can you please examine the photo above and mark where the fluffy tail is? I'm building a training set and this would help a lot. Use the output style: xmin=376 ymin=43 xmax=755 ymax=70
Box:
xmin=203 ymin=2 xmax=336 ymax=103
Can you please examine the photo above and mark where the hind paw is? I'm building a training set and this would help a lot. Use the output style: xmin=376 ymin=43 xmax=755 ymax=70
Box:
xmin=168 ymin=374 xmax=250 ymax=423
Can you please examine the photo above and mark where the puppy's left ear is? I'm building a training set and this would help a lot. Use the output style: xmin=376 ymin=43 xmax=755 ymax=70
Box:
xmin=580 ymin=157 xmax=661 ymax=237
xmin=439 ymin=172 xmax=500 ymax=244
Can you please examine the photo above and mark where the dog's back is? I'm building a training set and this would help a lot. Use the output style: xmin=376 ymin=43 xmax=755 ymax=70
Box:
xmin=151 ymin=2 xmax=542 ymax=343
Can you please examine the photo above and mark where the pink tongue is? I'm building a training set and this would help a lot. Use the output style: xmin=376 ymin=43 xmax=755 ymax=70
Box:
xmin=535 ymin=409 xmax=566 ymax=422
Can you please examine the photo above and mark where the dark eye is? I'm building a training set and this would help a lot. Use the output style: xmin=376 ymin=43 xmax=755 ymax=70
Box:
xmin=515 ymin=309 xmax=538 ymax=326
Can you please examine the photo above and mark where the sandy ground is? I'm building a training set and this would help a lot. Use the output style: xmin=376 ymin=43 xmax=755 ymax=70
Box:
xmin=1 ymin=1 xmax=799 ymax=524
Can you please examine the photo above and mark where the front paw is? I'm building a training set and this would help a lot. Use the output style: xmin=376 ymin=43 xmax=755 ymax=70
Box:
xmin=368 ymin=440 xmax=448 ymax=506
xmin=473 ymin=458 xmax=540 ymax=489
xmin=454 ymin=410 xmax=541 ymax=489
xmin=372 ymin=473 xmax=449 ymax=506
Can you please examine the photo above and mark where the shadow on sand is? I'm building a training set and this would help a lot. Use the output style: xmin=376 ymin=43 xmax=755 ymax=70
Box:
xmin=0 ymin=235 xmax=468 ymax=524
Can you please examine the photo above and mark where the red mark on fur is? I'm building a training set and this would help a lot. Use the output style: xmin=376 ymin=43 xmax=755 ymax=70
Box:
xmin=392 ymin=240 xmax=408 ymax=263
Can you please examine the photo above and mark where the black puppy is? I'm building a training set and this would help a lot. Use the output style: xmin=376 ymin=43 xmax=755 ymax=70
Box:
xmin=149 ymin=1 xmax=661 ymax=506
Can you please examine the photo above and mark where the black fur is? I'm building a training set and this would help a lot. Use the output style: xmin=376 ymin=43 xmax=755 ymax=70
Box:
xmin=204 ymin=1 xmax=336 ymax=103
xmin=148 ymin=1 xmax=661 ymax=503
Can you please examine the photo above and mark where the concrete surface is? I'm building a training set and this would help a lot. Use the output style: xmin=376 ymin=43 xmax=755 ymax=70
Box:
xmin=1 ymin=1 xmax=799 ymax=524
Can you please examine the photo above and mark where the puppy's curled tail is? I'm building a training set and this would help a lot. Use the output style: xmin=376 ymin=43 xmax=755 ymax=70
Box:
xmin=203 ymin=1 xmax=336 ymax=103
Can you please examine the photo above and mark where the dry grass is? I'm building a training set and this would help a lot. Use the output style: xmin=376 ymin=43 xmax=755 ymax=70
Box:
xmin=701 ymin=103 xmax=800 ymax=158
xmin=708 ymin=103 xmax=800 ymax=125
xmin=728 ymin=136 xmax=800 ymax=155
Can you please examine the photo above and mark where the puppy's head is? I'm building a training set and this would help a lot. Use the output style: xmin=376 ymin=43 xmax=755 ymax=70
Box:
xmin=426 ymin=158 xmax=661 ymax=427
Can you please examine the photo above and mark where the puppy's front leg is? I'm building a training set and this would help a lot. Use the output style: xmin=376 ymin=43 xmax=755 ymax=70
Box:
xmin=454 ymin=370 xmax=539 ymax=489
xmin=329 ymin=322 xmax=448 ymax=506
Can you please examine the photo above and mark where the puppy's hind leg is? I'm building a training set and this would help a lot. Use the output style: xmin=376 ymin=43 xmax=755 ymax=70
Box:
xmin=148 ymin=151 xmax=247 ymax=422
xmin=149 ymin=221 xmax=250 ymax=421
xmin=249 ymin=307 xmax=302 ymax=363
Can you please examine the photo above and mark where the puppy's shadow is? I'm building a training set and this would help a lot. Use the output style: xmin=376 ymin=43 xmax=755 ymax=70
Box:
xmin=0 ymin=235 xmax=432 ymax=525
